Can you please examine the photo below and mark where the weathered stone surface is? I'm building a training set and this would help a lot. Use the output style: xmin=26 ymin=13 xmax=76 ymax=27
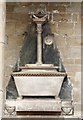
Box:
xmin=67 ymin=36 xmax=81 ymax=46
xmin=75 ymin=59 xmax=81 ymax=64
xmin=74 ymin=23 xmax=81 ymax=36
xmin=64 ymin=64 xmax=81 ymax=72
xmin=66 ymin=2 xmax=81 ymax=13
xmin=13 ymin=75 xmax=65 ymax=97
xmin=15 ymin=22 xmax=27 ymax=35
xmin=15 ymin=99 xmax=61 ymax=112
xmin=74 ymin=102 xmax=81 ymax=117
xmin=6 ymin=13 xmax=14 ymax=21
xmin=57 ymin=46 xmax=80 ymax=61
xmin=63 ymin=58 xmax=75 ymax=64
xmin=0 ymin=1 xmax=5 ymax=119
xmin=54 ymin=36 xmax=66 ymax=47
xmin=2 ymin=117 xmax=81 ymax=120
xmin=6 ymin=22 xmax=16 ymax=35
xmin=73 ymin=72 xmax=81 ymax=102
xmin=58 ymin=22 xmax=74 ymax=36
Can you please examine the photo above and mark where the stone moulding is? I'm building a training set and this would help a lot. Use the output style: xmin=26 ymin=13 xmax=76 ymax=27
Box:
xmin=12 ymin=73 xmax=66 ymax=76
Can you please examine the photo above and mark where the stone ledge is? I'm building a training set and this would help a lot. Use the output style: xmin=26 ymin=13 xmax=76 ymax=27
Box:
xmin=2 ymin=116 xmax=81 ymax=120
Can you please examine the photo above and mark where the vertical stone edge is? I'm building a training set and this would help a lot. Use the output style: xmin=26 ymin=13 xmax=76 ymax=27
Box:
xmin=0 ymin=0 xmax=5 ymax=120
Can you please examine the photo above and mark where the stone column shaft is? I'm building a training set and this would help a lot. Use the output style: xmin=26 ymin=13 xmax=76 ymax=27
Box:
xmin=37 ymin=23 xmax=42 ymax=64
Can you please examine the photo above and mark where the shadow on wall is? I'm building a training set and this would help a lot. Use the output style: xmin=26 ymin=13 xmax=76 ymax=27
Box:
xmin=6 ymin=22 xmax=72 ymax=100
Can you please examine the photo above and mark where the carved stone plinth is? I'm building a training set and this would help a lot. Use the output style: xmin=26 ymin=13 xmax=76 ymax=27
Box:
xmin=16 ymin=99 xmax=61 ymax=112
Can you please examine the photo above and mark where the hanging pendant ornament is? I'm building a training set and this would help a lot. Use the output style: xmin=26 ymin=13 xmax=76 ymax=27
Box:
xmin=44 ymin=35 xmax=54 ymax=46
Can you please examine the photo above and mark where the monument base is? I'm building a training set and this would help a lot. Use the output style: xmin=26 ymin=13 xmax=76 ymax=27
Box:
xmin=16 ymin=98 xmax=61 ymax=115
xmin=5 ymin=99 xmax=74 ymax=116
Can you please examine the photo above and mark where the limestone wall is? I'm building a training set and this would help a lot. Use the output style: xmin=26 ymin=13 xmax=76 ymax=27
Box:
xmin=5 ymin=2 xmax=81 ymax=116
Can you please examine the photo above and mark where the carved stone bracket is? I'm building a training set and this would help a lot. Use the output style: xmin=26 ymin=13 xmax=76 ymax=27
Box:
xmin=4 ymin=104 xmax=16 ymax=116
xmin=61 ymin=100 xmax=74 ymax=115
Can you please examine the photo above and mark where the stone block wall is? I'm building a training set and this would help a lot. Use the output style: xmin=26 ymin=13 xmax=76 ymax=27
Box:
xmin=5 ymin=2 xmax=81 ymax=116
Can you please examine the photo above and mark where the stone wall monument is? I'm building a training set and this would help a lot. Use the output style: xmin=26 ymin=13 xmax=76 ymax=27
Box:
xmin=5 ymin=10 xmax=74 ymax=117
